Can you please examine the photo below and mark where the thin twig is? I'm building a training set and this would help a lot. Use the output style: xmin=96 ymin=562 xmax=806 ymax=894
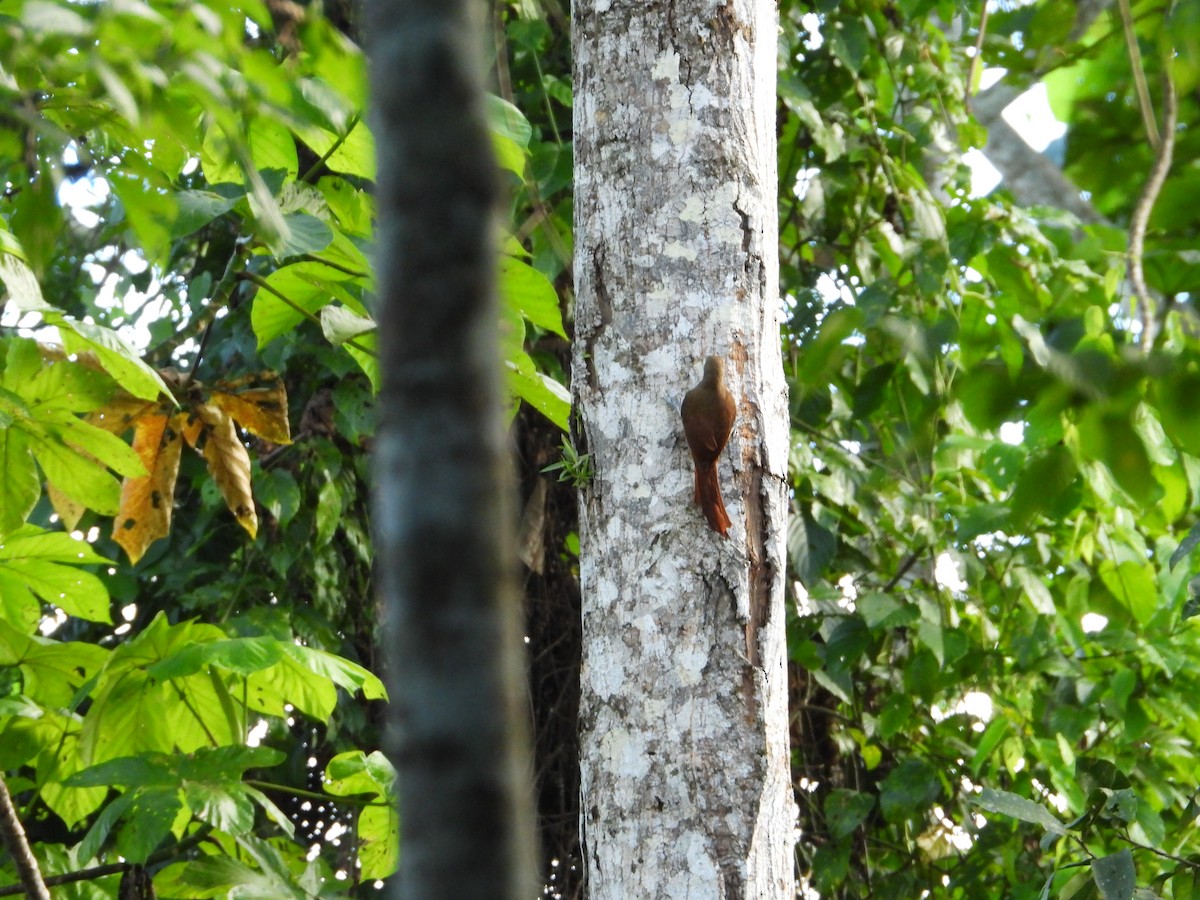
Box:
xmin=1118 ymin=0 xmax=1158 ymax=147
xmin=0 ymin=771 xmax=50 ymax=900
xmin=1129 ymin=69 xmax=1177 ymax=348
xmin=0 ymin=824 xmax=213 ymax=897
xmin=239 ymin=271 xmax=378 ymax=358
xmin=300 ymin=114 xmax=360 ymax=184
xmin=965 ymin=0 xmax=989 ymax=103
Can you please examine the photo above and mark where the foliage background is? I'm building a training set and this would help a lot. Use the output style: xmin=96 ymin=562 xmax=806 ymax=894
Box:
xmin=2 ymin=0 xmax=1200 ymax=898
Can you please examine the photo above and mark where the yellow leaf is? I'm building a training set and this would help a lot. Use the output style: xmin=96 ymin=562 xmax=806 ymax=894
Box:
xmin=188 ymin=403 xmax=258 ymax=539
xmin=113 ymin=413 xmax=183 ymax=564
xmin=47 ymin=483 xmax=87 ymax=532
xmin=88 ymin=396 xmax=164 ymax=434
xmin=209 ymin=373 xmax=292 ymax=445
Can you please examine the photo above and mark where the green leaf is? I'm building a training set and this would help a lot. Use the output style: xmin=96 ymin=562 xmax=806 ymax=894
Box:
xmin=279 ymin=642 xmax=386 ymax=701
xmin=1076 ymin=408 xmax=1159 ymax=507
xmin=879 ymin=758 xmax=939 ymax=823
xmin=0 ymin=426 xmax=40 ymax=537
xmin=293 ymin=119 xmax=376 ymax=179
xmin=824 ymin=788 xmax=875 ymax=840
xmin=185 ymin=781 xmax=255 ymax=835
xmin=76 ymin=790 xmax=137 ymax=865
xmin=275 ymin=212 xmax=333 ymax=258
xmin=26 ymin=425 xmax=122 ymax=514
xmin=1098 ymin=560 xmax=1158 ymax=625
xmin=0 ymin=247 xmax=47 ymax=311
xmin=314 ymin=478 xmax=342 ymax=546
xmin=1091 ymin=849 xmax=1135 ymax=900
xmin=1170 ymin=522 xmax=1200 ymax=570
xmin=319 ymin=304 xmax=375 ymax=345
xmin=146 ymin=636 xmax=284 ymax=682
xmin=500 ymin=256 xmax=566 ymax=337
xmin=173 ymin=189 xmax=241 ymax=238
xmin=324 ymin=750 xmax=397 ymax=878
xmin=973 ymin=787 xmax=1067 ymax=835
xmin=66 ymin=753 xmax=177 ymax=789
xmin=251 ymin=261 xmax=362 ymax=347
xmin=0 ymin=618 xmax=109 ymax=706
xmin=507 ymin=352 xmax=570 ymax=431
xmin=117 ymin=787 xmax=182 ymax=864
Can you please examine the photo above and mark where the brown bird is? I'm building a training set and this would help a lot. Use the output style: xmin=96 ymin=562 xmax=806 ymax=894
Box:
xmin=681 ymin=355 xmax=737 ymax=536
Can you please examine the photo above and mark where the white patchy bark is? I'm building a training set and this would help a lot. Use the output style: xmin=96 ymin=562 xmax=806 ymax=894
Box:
xmin=572 ymin=1 xmax=795 ymax=897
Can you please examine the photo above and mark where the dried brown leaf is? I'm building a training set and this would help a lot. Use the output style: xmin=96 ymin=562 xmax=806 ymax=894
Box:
xmin=209 ymin=373 xmax=292 ymax=445
xmin=190 ymin=403 xmax=258 ymax=539
xmin=113 ymin=412 xmax=184 ymax=564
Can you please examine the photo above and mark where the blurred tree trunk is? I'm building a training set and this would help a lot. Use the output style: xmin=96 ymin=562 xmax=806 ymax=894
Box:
xmin=366 ymin=1 xmax=537 ymax=897
xmin=572 ymin=0 xmax=796 ymax=896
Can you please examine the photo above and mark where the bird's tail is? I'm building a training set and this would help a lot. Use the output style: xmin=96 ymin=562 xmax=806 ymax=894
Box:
xmin=694 ymin=463 xmax=731 ymax=536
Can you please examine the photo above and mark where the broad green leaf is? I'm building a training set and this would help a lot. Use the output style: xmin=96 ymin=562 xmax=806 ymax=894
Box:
xmin=879 ymin=758 xmax=939 ymax=823
xmin=26 ymin=426 xmax=123 ymax=514
xmin=486 ymin=94 xmax=533 ymax=148
xmin=507 ymin=352 xmax=570 ymax=431
xmin=275 ymin=212 xmax=333 ymax=258
xmin=824 ymin=789 xmax=875 ymax=840
xmin=245 ymin=652 xmax=337 ymax=720
xmin=357 ymin=803 xmax=400 ymax=879
xmin=314 ymin=478 xmax=342 ymax=547
xmin=324 ymin=750 xmax=397 ymax=878
xmin=56 ymin=317 xmax=171 ymax=402
xmin=973 ymin=787 xmax=1067 ymax=835
xmin=146 ymin=636 xmax=283 ymax=681
xmin=281 ymin=643 xmax=386 ymax=701
xmin=28 ymin=360 xmax=114 ymax=412
xmin=1091 ymin=849 xmax=1135 ymax=900
xmin=500 ymin=256 xmax=567 ymax=337
xmin=0 ymin=426 xmax=40 ymax=537
xmin=249 ymin=117 xmax=298 ymax=178
xmin=0 ymin=618 xmax=109 ymax=706
xmin=66 ymin=754 xmax=177 ymax=789
xmin=319 ymin=305 xmax=375 ymax=345
xmin=293 ymin=118 xmax=376 ymax=179
xmin=344 ymin=331 xmax=380 ymax=392
xmin=76 ymin=790 xmax=137 ymax=865
xmin=252 ymin=261 xmax=362 ymax=347
xmin=1098 ymin=560 xmax=1158 ymax=625
xmin=0 ymin=558 xmax=110 ymax=624
xmin=116 ymin=787 xmax=182 ymax=864
xmin=80 ymin=670 xmax=172 ymax=764
xmin=40 ymin=412 xmax=147 ymax=479
xmin=1076 ymin=407 xmax=1159 ymax=507
xmin=0 ymin=247 xmax=46 ymax=311
xmin=185 ymin=781 xmax=255 ymax=835
xmin=173 ymin=189 xmax=241 ymax=238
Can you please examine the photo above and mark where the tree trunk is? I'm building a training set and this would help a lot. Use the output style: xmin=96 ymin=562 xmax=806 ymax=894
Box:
xmin=571 ymin=1 xmax=795 ymax=897
xmin=367 ymin=2 xmax=537 ymax=897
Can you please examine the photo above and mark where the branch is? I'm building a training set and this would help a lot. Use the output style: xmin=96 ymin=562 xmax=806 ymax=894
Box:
xmin=0 ymin=824 xmax=213 ymax=898
xmin=300 ymin=114 xmax=360 ymax=184
xmin=239 ymin=271 xmax=378 ymax=358
xmin=970 ymin=84 xmax=1106 ymax=226
xmin=0 ymin=771 xmax=51 ymax=900
xmin=1129 ymin=70 xmax=1177 ymax=348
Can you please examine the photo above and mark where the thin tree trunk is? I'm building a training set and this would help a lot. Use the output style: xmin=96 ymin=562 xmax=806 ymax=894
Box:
xmin=572 ymin=0 xmax=795 ymax=896
xmin=366 ymin=2 xmax=537 ymax=897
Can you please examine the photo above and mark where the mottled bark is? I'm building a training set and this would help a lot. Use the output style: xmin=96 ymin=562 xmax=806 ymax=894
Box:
xmin=572 ymin=0 xmax=795 ymax=896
